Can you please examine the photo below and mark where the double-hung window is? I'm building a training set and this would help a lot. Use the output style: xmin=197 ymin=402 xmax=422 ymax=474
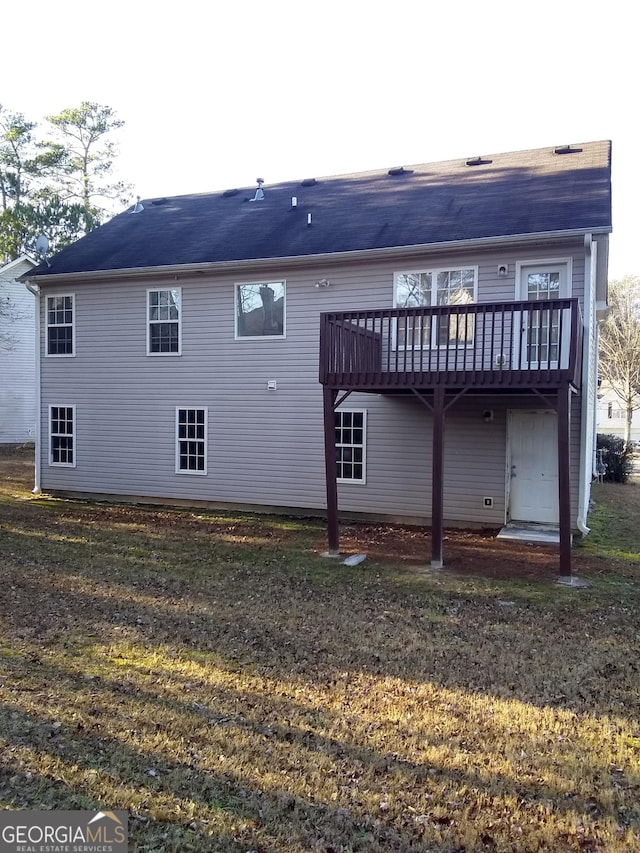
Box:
xmin=394 ymin=268 xmax=477 ymax=348
xmin=46 ymin=295 xmax=75 ymax=356
xmin=335 ymin=410 xmax=366 ymax=483
xmin=235 ymin=281 xmax=285 ymax=338
xmin=49 ymin=405 xmax=75 ymax=466
xmin=176 ymin=407 xmax=207 ymax=474
xmin=148 ymin=288 xmax=181 ymax=354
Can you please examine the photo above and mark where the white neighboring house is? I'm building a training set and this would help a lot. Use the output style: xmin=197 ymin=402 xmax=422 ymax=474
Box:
xmin=596 ymin=381 xmax=640 ymax=445
xmin=0 ymin=256 xmax=37 ymax=443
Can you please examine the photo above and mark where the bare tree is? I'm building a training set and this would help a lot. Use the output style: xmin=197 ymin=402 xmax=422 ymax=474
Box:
xmin=599 ymin=275 xmax=640 ymax=446
xmin=0 ymin=288 xmax=22 ymax=351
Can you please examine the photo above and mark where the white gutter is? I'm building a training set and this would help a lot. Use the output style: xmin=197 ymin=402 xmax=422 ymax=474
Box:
xmin=21 ymin=227 xmax=611 ymax=285
xmin=24 ymin=281 xmax=42 ymax=495
xmin=576 ymin=233 xmax=594 ymax=535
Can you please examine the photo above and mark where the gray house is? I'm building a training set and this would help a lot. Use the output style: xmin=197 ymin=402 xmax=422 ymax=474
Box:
xmin=23 ymin=141 xmax=612 ymax=573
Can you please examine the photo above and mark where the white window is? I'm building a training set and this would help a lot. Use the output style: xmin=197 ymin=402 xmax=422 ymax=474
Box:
xmin=176 ymin=408 xmax=207 ymax=474
xmin=148 ymin=289 xmax=181 ymax=354
xmin=46 ymin=295 xmax=75 ymax=356
xmin=335 ymin=410 xmax=366 ymax=483
xmin=235 ymin=281 xmax=285 ymax=338
xmin=607 ymin=402 xmax=624 ymax=420
xmin=394 ymin=268 xmax=477 ymax=348
xmin=49 ymin=405 xmax=75 ymax=467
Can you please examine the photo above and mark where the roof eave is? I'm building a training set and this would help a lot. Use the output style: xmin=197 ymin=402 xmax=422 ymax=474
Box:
xmin=21 ymin=227 xmax=611 ymax=285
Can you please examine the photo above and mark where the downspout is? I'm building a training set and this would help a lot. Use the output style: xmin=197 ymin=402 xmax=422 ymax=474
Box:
xmin=577 ymin=233 xmax=594 ymax=535
xmin=24 ymin=281 xmax=42 ymax=495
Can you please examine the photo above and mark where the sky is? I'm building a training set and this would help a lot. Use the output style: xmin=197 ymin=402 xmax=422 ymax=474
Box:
xmin=3 ymin=0 xmax=636 ymax=279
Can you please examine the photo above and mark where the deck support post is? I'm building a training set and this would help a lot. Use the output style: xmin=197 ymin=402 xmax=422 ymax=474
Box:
xmin=557 ymin=385 xmax=572 ymax=576
xmin=323 ymin=386 xmax=340 ymax=555
xmin=431 ymin=386 xmax=446 ymax=568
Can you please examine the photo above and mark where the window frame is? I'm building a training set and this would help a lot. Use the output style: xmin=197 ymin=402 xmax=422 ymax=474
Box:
xmin=514 ymin=258 xmax=572 ymax=301
xmin=175 ymin=407 xmax=208 ymax=475
xmin=45 ymin=294 xmax=75 ymax=357
xmin=393 ymin=266 xmax=478 ymax=350
xmin=147 ymin=287 xmax=182 ymax=356
xmin=335 ymin=409 xmax=367 ymax=485
xmin=234 ymin=280 xmax=286 ymax=340
xmin=49 ymin=404 xmax=76 ymax=467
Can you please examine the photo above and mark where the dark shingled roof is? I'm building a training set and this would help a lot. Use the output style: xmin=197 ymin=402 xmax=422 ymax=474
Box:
xmin=30 ymin=141 xmax=612 ymax=277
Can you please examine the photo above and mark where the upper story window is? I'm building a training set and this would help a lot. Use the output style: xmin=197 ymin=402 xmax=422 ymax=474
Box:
xmin=517 ymin=261 xmax=570 ymax=302
xmin=235 ymin=281 xmax=285 ymax=338
xmin=394 ymin=268 xmax=477 ymax=348
xmin=148 ymin=288 xmax=181 ymax=355
xmin=46 ymin=295 xmax=75 ymax=356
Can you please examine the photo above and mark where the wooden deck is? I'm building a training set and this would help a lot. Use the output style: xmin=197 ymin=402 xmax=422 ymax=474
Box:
xmin=319 ymin=298 xmax=583 ymax=576
xmin=319 ymin=298 xmax=582 ymax=392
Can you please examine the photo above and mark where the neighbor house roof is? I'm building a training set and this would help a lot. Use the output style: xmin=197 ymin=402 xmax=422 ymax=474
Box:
xmin=27 ymin=141 xmax=612 ymax=278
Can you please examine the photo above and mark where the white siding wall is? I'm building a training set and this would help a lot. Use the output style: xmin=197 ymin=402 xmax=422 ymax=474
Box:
xmin=37 ymin=240 xmax=586 ymax=525
xmin=0 ymin=258 xmax=36 ymax=443
xmin=596 ymin=384 xmax=640 ymax=443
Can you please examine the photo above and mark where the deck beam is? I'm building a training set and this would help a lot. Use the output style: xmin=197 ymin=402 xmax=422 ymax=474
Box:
xmin=323 ymin=386 xmax=340 ymax=555
xmin=431 ymin=386 xmax=446 ymax=568
xmin=557 ymin=385 xmax=573 ymax=576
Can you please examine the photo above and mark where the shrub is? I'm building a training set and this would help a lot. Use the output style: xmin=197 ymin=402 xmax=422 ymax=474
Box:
xmin=596 ymin=433 xmax=634 ymax=483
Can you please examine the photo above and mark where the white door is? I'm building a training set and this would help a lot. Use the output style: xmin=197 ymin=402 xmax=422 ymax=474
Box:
xmin=514 ymin=261 xmax=571 ymax=370
xmin=508 ymin=410 xmax=558 ymax=524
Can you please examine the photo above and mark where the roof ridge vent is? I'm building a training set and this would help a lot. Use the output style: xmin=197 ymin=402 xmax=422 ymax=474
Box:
xmin=388 ymin=166 xmax=414 ymax=176
xmin=465 ymin=156 xmax=492 ymax=167
xmin=250 ymin=178 xmax=265 ymax=202
xmin=151 ymin=197 xmax=168 ymax=206
xmin=554 ymin=145 xmax=583 ymax=155
xmin=301 ymin=178 xmax=317 ymax=187
xmin=222 ymin=188 xmax=239 ymax=198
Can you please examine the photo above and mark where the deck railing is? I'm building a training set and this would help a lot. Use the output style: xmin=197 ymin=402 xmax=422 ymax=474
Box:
xmin=319 ymin=298 xmax=582 ymax=390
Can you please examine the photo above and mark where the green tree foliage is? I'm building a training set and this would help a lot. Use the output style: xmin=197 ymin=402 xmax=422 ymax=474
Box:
xmin=45 ymin=102 xmax=130 ymax=234
xmin=599 ymin=275 xmax=640 ymax=447
xmin=0 ymin=107 xmax=42 ymax=260
xmin=0 ymin=101 xmax=130 ymax=262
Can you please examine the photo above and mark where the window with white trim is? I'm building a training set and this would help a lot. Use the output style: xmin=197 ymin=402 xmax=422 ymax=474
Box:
xmin=49 ymin=405 xmax=75 ymax=466
xmin=176 ymin=407 xmax=207 ymax=474
xmin=148 ymin=288 xmax=181 ymax=354
xmin=394 ymin=268 xmax=477 ymax=348
xmin=607 ymin=402 xmax=624 ymax=420
xmin=235 ymin=281 xmax=285 ymax=338
xmin=46 ymin=295 xmax=75 ymax=356
xmin=335 ymin=410 xmax=366 ymax=483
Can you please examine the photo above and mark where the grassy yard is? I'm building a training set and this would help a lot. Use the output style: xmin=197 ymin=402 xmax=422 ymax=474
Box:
xmin=0 ymin=445 xmax=639 ymax=852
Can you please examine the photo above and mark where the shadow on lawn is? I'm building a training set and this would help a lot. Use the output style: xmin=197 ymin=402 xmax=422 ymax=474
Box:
xmin=0 ymin=645 xmax=635 ymax=853
xmin=1 ymin=511 xmax=639 ymax=721
xmin=2 ymin=496 xmax=640 ymax=849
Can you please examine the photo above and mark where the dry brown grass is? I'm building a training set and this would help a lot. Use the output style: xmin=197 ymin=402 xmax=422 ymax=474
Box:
xmin=1 ymin=445 xmax=639 ymax=852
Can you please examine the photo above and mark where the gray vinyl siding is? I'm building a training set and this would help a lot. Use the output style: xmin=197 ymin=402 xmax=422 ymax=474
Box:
xmin=336 ymin=393 xmax=582 ymax=526
xmin=37 ymin=239 xmax=587 ymax=526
